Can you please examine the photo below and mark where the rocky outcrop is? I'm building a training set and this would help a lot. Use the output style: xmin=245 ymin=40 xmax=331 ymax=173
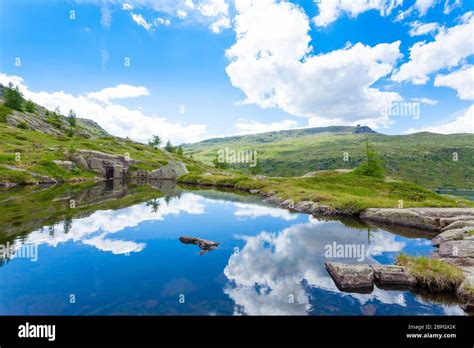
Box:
xmin=327 ymin=207 xmax=474 ymax=312
xmin=360 ymin=208 xmax=474 ymax=231
xmin=148 ymin=161 xmax=188 ymax=180
xmin=325 ymin=262 xmax=417 ymax=292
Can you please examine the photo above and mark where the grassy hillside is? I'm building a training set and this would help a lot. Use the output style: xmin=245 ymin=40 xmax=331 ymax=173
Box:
xmin=183 ymin=127 xmax=474 ymax=189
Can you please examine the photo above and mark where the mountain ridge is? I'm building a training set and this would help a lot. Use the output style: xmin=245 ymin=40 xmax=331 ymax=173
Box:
xmin=182 ymin=125 xmax=474 ymax=189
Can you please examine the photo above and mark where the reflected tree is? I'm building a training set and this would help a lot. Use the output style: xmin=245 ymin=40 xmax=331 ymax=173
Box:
xmin=146 ymin=199 xmax=161 ymax=213
xmin=64 ymin=217 xmax=72 ymax=234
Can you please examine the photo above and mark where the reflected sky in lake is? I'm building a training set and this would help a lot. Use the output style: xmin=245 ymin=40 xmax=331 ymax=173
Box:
xmin=0 ymin=187 xmax=464 ymax=315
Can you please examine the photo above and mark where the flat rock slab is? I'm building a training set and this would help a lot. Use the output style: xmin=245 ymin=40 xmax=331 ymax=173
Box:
xmin=325 ymin=262 xmax=418 ymax=292
xmin=325 ymin=262 xmax=374 ymax=292
xmin=360 ymin=209 xmax=439 ymax=230
xmin=361 ymin=208 xmax=474 ymax=231
xmin=372 ymin=265 xmax=417 ymax=286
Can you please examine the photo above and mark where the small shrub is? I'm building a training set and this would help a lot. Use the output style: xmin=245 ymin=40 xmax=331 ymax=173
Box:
xmin=354 ymin=141 xmax=384 ymax=178
xmin=16 ymin=121 xmax=29 ymax=130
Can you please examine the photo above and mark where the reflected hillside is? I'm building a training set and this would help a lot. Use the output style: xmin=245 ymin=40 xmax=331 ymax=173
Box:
xmin=0 ymin=180 xmax=178 ymax=248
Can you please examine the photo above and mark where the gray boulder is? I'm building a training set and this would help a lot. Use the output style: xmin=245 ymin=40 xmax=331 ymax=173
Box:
xmin=432 ymin=228 xmax=469 ymax=246
xmin=148 ymin=161 xmax=188 ymax=180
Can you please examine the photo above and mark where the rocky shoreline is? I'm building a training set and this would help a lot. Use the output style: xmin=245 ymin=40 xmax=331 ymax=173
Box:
xmin=325 ymin=208 xmax=474 ymax=312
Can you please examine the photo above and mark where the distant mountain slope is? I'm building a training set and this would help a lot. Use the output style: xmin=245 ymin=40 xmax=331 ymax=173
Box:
xmin=183 ymin=126 xmax=474 ymax=189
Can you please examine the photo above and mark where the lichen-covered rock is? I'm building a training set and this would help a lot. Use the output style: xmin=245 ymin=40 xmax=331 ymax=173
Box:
xmin=371 ymin=265 xmax=417 ymax=286
xmin=432 ymin=228 xmax=469 ymax=246
xmin=325 ymin=262 xmax=374 ymax=291
xmin=148 ymin=161 xmax=188 ymax=180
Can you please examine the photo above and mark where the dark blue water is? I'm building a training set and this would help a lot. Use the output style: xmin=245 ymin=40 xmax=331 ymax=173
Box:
xmin=0 ymin=187 xmax=464 ymax=315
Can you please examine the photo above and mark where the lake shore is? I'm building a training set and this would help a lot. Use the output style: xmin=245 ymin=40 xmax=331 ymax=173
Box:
xmin=179 ymin=174 xmax=474 ymax=312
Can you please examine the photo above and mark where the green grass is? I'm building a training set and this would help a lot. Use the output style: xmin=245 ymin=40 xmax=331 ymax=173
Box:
xmin=183 ymin=129 xmax=474 ymax=189
xmin=396 ymin=254 xmax=464 ymax=291
xmin=178 ymin=170 xmax=472 ymax=213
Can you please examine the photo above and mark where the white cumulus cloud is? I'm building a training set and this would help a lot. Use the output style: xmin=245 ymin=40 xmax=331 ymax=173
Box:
xmin=131 ymin=12 xmax=153 ymax=30
xmin=434 ymin=65 xmax=474 ymax=100
xmin=408 ymin=20 xmax=441 ymax=36
xmin=226 ymin=0 xmax=403 ymax=129
xmin=86 ymin=84 xmax=150 ymax=103
xmin=233 ymin=119 xmax=298 ymax=135
xmin=406 ymin=104 xmax=474 ymax=134
xmin=313 ymin=0 xmax=403 ymax=27
xmin=392 ymin=12 xmax=474 ymax=84
xmin=0 ymin=73 xmax=208 ymax=144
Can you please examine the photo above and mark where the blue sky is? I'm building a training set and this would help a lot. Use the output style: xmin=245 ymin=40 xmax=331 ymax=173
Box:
xmin=0 ymin=0 xmax=473 ymax=143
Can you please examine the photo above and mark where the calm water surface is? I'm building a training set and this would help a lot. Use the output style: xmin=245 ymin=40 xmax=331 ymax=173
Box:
xmin=0 ymin=181 xmax=464 ymax=315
